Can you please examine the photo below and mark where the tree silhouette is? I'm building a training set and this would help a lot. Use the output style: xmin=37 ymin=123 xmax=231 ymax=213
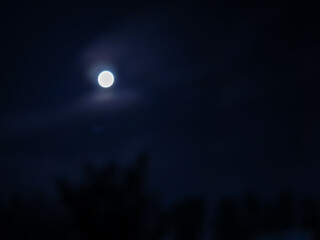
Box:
xmin=1 ymin=156 xmax=320 ymax=240
xmin=276 ymin=190 xmax=294 ymax=230
xmin=171 ymin=198 xmax=205 ymax=240
xmin=214 ymin=198 xmax=246 ymax=240
xmin=302 ymin=196 xmax=320 ymax=239
xmin=57 ymin=154 xmax=161 ymax=240
xmin=242 ymin=193 xmax=261 ymax=239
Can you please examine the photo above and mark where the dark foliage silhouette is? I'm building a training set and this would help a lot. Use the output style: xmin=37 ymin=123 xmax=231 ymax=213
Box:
xmin=57 ymin=154 xmax=151 ymax=239
xmin=242 ymin=193 xmax=261 ymax=239
xmin=215 ymin=198 xmax=246 ymax=240
xmin=302 ymin=196 xmax=320 ymax=239
xmin=171 ymin=198 xmax=205 ymax=240
xmin=1 ymin=155 xmax=320 ymax=239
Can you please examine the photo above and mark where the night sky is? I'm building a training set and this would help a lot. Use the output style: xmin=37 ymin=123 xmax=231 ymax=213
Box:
xmin=1 ymin=0 xmax=319 ymax=207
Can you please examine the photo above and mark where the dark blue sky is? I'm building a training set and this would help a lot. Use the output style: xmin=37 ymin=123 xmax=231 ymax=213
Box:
xmin=0 ymin=1 xmax=319 ymax=205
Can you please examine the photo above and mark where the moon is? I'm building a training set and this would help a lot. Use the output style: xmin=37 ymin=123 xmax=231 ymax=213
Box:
xmin=98 ymin=71 xmax=114 ymax=88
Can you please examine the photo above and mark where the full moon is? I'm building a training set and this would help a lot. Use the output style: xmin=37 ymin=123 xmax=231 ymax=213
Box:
xmin=98 ymin=71 xmax=114 ymax=88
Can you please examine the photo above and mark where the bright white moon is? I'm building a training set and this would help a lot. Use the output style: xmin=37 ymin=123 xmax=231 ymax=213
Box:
xmin=98 ymin=71 xmax=114 ymax=88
